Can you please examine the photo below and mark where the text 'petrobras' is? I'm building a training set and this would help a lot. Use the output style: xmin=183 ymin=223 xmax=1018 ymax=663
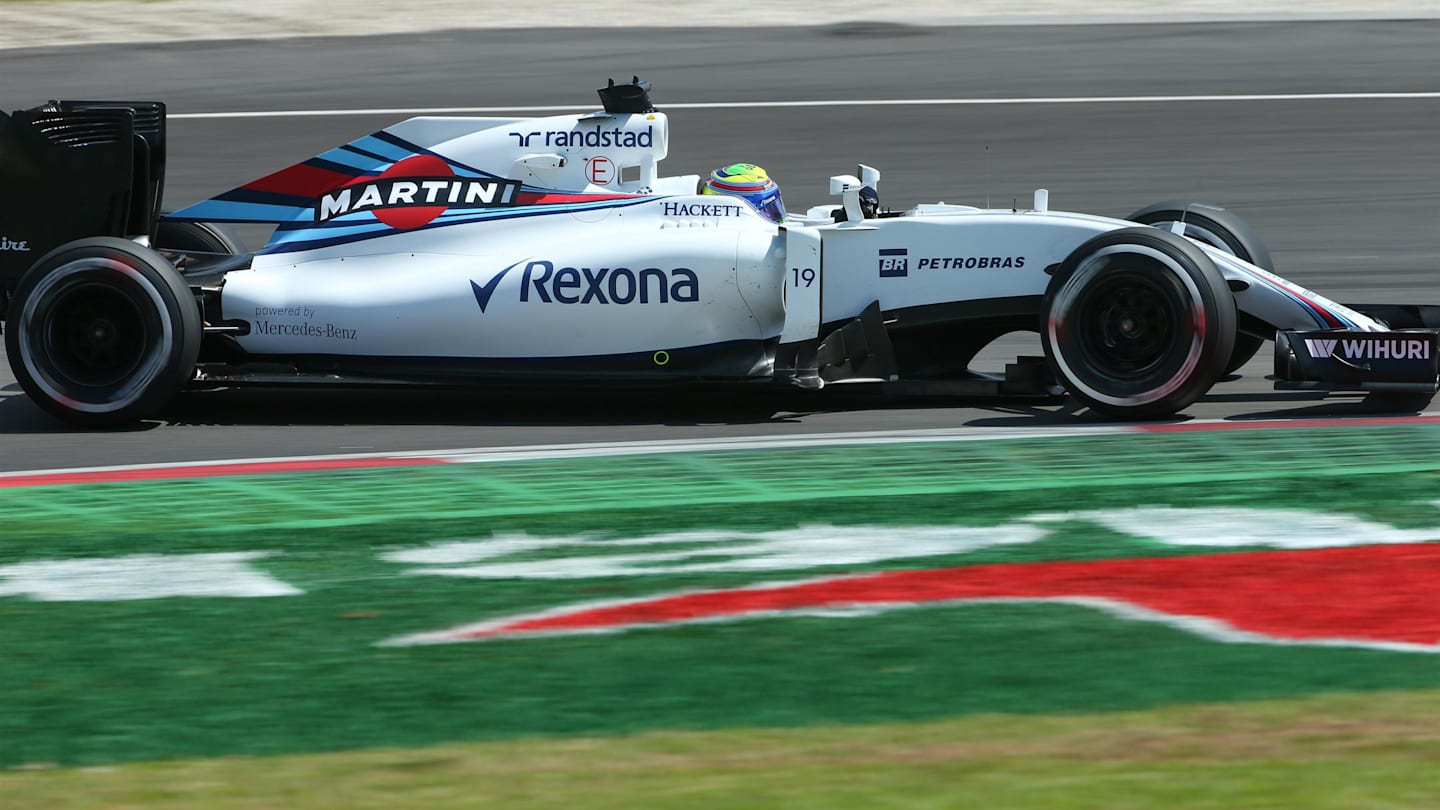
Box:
xmin=918 ymin=255 xmax=1026 ymax=270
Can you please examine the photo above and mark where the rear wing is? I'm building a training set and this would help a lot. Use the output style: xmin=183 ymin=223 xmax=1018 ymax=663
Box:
xmin=0 ymin=100 xmax=166 ymax=312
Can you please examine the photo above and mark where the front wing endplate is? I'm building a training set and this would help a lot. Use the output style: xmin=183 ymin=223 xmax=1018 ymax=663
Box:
xmin=1274 ymin=329 xmax=1440 ymax=392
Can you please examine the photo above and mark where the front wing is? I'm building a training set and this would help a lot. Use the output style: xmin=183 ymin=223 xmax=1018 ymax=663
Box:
xmin=1274 ymin=329 xmax=1440 ymax=393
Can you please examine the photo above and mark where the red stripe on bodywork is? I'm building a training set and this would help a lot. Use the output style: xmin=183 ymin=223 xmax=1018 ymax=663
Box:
xmin=1140 ymin=415 xmax=1440 ymax=432
xmin=516 ymin=191 xmax=639 ymax=205
xmin=448 ymin=544 xmax=1440 ymax=646
xmin=0 ymin=457 xmax=445 ymax=488
xmin=242 ymin=163 xmax=359 ymax=197
xmin=1299 ymin=296 xmax=1344 ymax=328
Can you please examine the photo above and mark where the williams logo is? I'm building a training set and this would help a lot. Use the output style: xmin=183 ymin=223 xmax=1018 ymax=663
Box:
xmin=878 ymin=248 xmax=908 ymax=278
xmin=1305 ymin=336 xmax=1432 ymax=361
xmin=471 ymin=259 xmax=700 ymax=313
xmin=317 ymin=154 xmax=521 ymax=229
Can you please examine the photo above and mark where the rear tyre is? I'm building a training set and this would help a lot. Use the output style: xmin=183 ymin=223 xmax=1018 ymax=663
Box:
xmin=5 ymin=237 xmax=201 ymax=426
xmin=1128 ymin=200 xmax=1270 ymax=374
xmin=1042 ymin=227 xmax=1236 ymax=420
xmin=153 ymin=220 xmax=246 ymax=255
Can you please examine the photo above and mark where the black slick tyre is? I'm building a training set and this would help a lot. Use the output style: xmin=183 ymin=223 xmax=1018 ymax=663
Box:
xmin=1042 ymin=227 xmax=1236 ymax=420
xmin=1128 ymin=200 xmax=1270 ymax=374
xmin=5 ymin=237 xmax=202 ymax=426
xmin=154 ymin=220 xmax=246 ymax=255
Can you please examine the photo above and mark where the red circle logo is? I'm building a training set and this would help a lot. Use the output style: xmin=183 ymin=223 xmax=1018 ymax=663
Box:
xmin=371 ymin=154 xmax=453 ymax=230
xmin=586 ymin=156 xmax=615 ymax=186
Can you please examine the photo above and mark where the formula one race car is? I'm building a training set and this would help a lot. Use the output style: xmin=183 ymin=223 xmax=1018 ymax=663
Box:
xmin=3 ymin=78 xmax=1438 ymax=426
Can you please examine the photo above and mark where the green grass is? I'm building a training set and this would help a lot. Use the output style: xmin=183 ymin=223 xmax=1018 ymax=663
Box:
xmin=7 ymin=424 xmax=1440 ymax=789
xmin=11 ymin=424 xmax=1440 ymax=541
xmin=9 ymin=597 xmax=1440 ymax=769
xmin=5 ymin=688 xmax=1440 ymax=809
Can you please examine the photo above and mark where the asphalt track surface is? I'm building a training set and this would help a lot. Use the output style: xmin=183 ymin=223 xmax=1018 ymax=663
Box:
xmin=2 ymin=21 xmax=1439 ymax=471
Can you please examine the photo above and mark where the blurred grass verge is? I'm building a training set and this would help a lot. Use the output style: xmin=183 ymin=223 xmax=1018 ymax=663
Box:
xmin=6 ymin=423 xmax=1440 ymax=803
xmin=4 ymin=688 xmax=1440 ymax=809
xmin=10 ymin=423 xmax=1440 ymax=540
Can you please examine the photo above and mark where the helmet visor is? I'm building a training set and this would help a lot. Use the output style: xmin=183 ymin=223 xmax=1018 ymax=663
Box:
xmin=748 ymin=185 xmax=786 ymax=223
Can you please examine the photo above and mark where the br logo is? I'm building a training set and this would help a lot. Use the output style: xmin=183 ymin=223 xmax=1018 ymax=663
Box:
xmin=878 ymin=248 xmax=908 ymax=278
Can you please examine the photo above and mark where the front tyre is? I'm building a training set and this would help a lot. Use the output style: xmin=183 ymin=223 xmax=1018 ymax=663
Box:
xmin=5 ymin=237 xmax=201 ymax=426
xmin=1128 ymin=200 xmax=1270 ymax=374
xmin=1042 ymin=227 xmax=1236 ymax=420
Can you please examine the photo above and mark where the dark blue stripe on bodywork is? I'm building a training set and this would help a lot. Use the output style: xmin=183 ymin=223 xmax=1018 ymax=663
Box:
xmin=227 ymin=338 xmax=776 ymax=381
xmin=338 ymin=143 xmax=397 ymax=165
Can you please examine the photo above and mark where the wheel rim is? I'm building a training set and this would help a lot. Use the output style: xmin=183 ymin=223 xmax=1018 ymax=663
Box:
xmin=44 ymin=280 xmax=150 ymax=387
xmin=1074 ymin=271 xmax=1179 ymax=380
xmin=18 ymin=257 xmax=174 ymax=414
xmin=1047 ymin=244 xmax=1208 ymax=408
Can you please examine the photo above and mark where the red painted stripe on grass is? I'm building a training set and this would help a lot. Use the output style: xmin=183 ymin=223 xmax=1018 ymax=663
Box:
xmin=1139 ymin=415 xmax=1440 ymax=433
xmin=447 ymin=544 xmax=1440 ymax=646
xmin=0 ymin=456 xmax=445 ymax=488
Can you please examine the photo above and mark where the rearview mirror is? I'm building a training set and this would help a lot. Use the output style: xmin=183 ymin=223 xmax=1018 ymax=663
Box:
xmin=829 ymin=174 xmax=865 ymax=222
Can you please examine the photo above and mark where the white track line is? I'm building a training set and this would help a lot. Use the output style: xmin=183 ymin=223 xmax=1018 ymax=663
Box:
xmin=0 ymin=425 xmax=1133 ymax=481
xmin=398 ymin=425 xmax=1136 ymax=464
xmin=7 ymin=411 xmax=1440 ymax=481
xmin=169 ymin=92 xmax=1440 ymax=120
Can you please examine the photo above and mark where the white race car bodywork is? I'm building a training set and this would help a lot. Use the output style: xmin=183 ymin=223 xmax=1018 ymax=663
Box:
xmin=209 ymin=111 xmax=1383 ymax=373
xmin=227 ymin=202 xmax=783 ymax=364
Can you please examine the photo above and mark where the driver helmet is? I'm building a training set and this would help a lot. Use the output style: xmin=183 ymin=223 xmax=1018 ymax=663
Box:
xmin=859 ymin=185 xmax=880 ymax=219
xmin=702 ymin=163 xmax=786 ymax=223
xmin=836 ymin=185 xmax=881 ymax=222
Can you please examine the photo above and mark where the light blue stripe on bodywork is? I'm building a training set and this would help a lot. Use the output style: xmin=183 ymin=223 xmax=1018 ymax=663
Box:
xmin=317 ymin=142 xmax=492 ymax=179
xmin=164 ymin=200 xmax=308 ymax=223
xmin=1229 ymin=264 xmax=1357 ymax=329
xmin=266 ymin=220 xmax=387 ymax=245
